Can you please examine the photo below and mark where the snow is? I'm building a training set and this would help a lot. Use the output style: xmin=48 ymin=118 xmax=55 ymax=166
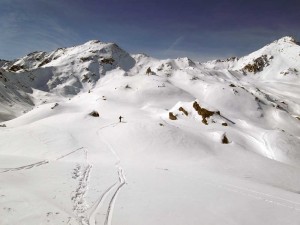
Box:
xmin=0 ymin=36 xmax=300 ymax=225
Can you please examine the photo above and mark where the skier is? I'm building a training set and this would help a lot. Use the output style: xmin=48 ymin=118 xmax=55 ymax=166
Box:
xmin=119 ymin=116 xmax=123 ymax=123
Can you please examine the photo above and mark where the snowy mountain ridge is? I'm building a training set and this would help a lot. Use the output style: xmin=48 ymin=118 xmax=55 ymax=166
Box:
xmin=0 ymin=36 xmax=300 ymax=225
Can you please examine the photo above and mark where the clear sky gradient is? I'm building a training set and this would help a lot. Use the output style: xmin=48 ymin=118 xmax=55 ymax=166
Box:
xmin=1 ymin=0 xmax=300 ymax=61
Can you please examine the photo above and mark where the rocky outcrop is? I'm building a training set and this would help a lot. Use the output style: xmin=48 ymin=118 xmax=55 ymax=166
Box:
xmin=89 ymin=111 xmax=99 ymax=117
xmin=169 ymin=112 xmax=177 ymax=120
xmin=80 ymin=56 xmax=93 ymax=62
xmin=222 ymin=134 xmax=229 ymax=144
xmin=216 ymin=56 xmax=238 ymax=63
xmin=146 ymin=67 xmax=152 ymax=75
xmin=243 ymin=55 xmax=270 ymax=73
xmin=179 ymin=107 xmax=188 ymax=116
xmin=38 ymin=58 xmax=51 ymax=67
xmin=193 ymin=101 xmax=215 ymax=125
xmin=9 ymin=65 xmax=25 ymax=72
xmin=101 ymin=57 xmax=114 ymax=65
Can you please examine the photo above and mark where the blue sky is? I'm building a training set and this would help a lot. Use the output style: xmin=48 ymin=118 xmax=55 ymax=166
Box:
xmin=1 ymin=0 xmax=299 ymax=61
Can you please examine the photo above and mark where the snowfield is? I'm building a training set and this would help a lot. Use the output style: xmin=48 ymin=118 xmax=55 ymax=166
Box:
xmin=0 ymin=36 xmax=300 ymax=225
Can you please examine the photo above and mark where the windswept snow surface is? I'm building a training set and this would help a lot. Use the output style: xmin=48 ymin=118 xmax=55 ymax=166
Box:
xmin=1 ymin=37 xmax=300 ymax=225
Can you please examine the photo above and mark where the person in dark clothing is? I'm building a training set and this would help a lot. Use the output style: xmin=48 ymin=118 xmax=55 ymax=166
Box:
xmin=119 ymin=116 xmax=123 ymax=122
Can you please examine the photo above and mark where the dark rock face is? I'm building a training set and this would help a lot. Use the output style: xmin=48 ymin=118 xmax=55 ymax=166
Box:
xmin=38 ymin=58 xmax=52 ymax=67
xmin=80 ymin=56 xmax=93 ymax=62
xmin=179 ymin=107 xmax=188 ymax=116
xmin=243 ymin=55 xmax=269 ymax=73
xmin=169 ymin=112 xmax=177 ymax=120
xmin=101 ymin=58 xmax=115 ymax=65
xmin=146 ymin=67 xmax=152 ymax=75
xmin=193 ymin=101 xmax=214 ymax=125
xmin=9 ymin=65 xmax=25 ymax=72
xmin=89 ymin=111 xmax=100 ymax=117
xmin=222 ymin=134 xmax=229 ymax=144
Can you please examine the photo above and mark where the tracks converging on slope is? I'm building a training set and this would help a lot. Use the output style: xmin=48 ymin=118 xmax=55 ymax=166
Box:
xmin=71 ymin=122 xmax=127 ymax=225
xmin=87 ymin=167 xmax=126 ymax=225
xmin=88 ymin=182 xmax=118 ymax=225
xmin=86 ymin=121 xmax=127 ymax=225
xmin=0 ymin=122 xmax=127 ymax=225
xmin=103 ymin=167 xmax=126 ymax=225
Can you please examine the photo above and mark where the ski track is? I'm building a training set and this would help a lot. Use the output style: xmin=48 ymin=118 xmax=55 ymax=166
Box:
xmin=96 ymin=122 xmax=119 ymax=134
xmin=56 ymin=147 xmax=85 ymax=160
xmin=0 ymin=147 xmax=84 ymax=173
xmin=104 ymin=168 xmax=126 ymax=225
xmin=0 ymin=160 xmax=49 ymax=173
xmin=0 ymin=122 xmax=127 ymax=225
xmin=84 ymin=167 xmax=126 ymax=225
xmin=203 ymin=179 xmax=300 ymax=211
xmin=62 ymin=121 xmax=127 ymax=225
xmin=87 ymin=121 xmax=127 ymax=225
xmin=169 ymin=170 xmax=300 ymax=213
xmin=88 ymin=182 xmax=118 ymax=225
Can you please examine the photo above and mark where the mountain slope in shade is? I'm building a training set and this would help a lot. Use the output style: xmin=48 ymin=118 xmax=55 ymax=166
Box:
xmin=0 ymin=36 xmax=300 ymax=225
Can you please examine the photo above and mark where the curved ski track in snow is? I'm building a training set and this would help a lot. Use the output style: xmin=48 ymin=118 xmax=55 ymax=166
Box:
xmin=104 ymin=168 xmax=126 ymax=225
xmin=88 ymin=182 xmax=118 ymax=225
xmin=87 ymin=168 xmax=126 ymax=225
xmin=86 ymin=121 xmax=127 ymax=225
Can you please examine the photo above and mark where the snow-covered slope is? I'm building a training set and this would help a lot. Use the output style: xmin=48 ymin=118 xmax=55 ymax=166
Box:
xmin=0 ymin=36 xmax=300 ymax=225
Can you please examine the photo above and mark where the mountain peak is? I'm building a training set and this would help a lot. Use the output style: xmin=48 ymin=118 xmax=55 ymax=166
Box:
xmin=274 ymin=36 xmax=298 ymax=45
xmin=84 ymin=39 xmax=102 ymax=45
